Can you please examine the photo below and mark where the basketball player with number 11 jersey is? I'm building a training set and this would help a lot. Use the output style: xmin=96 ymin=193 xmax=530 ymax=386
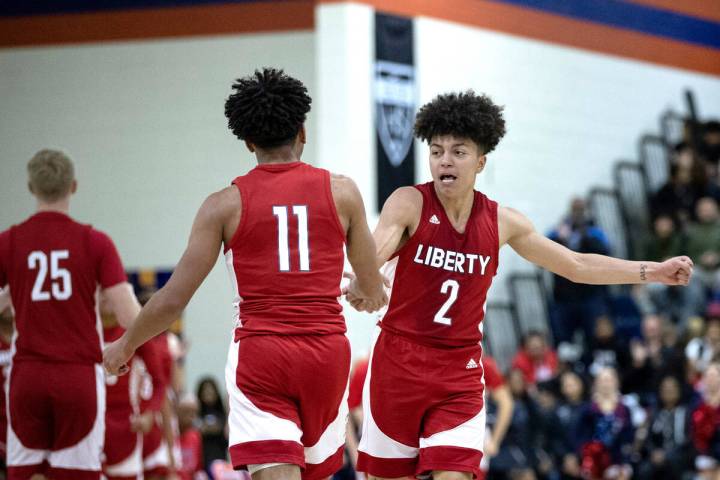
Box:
xmin=103 ymin=68 xmax=386 ymax=480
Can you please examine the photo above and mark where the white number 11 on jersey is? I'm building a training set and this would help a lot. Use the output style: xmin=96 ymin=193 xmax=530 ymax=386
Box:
xmin=273 ymin=205 xmax=310 ymax=272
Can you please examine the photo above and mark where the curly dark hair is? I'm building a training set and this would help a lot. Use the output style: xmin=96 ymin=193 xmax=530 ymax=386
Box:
xmin=414 ymin=90 xmax=506 ymax=154
xmin=224 ymin=68 xmax=312 ymax=148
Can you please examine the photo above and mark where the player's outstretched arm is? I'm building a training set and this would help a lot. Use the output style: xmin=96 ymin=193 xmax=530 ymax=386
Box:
xmin=104 ymin=192 xmax=226 ymax=375
xmin=500 ymin=206 xmax=693 ymax=286
xmin=333 ymin=175 xmax=387 ymax=312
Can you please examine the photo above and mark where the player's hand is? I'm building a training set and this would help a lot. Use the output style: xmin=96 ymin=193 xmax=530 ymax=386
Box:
xmin=649 ymin=256 xmax=693 ymax=286
xmin=130 ymin=411 xmax=155 ymax=434
xmin=342 ymin=272 xmax=388 ymax=312
xmin=103 ymin=335 xmax=135 ymax=376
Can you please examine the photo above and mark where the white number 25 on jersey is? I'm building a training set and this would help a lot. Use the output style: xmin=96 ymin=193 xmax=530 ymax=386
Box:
xmin=28 ymin=250 xmax=73 ymax=301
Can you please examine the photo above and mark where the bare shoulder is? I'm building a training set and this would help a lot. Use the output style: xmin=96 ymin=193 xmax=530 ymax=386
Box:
xmin=498 ymin=205 xmax=534 ymax=245
xmin=387 ymin=186 xmax=422 ymax=208
xmin=330 ymin=173 xmax=361 ymax=201
xmin=198 ymin=186 xmax=241 ymax=224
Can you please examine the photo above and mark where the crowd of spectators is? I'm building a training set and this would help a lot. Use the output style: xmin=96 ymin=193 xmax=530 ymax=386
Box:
xmin=477 ymin=119 xmax=720 ymax=480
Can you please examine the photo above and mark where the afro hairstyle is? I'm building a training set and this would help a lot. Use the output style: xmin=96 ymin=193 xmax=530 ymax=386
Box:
xmin=414 ymin=90 xmax=506 ymax=154
xmin=225 ymin=68 xmax=312 ymax=149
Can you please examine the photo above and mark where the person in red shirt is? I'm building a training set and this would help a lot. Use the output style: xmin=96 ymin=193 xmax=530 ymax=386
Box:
xmin=511 ymin=330 xmax=559 ymax=386
xmin=102 ymin=302 xmax=167 ymax=480
xmin=176 ymin=393 xmax=207 ymax=480
xmin=142 ymin=333 xmax=180 ymax=480
xmin=104 ymin=68 xmax=387 ymax=480
xmin=0 ymin=150 xmax=140 ymax=480
xmin=0 ymin=287 xmax=14 ymax=475
xmin=344 ymin=91 xmax=694 ymax=479
xmin=478 ymin=355 xmax=513 ymax=480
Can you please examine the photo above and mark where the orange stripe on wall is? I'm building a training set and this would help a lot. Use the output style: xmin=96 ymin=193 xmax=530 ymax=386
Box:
xmin=320 ymin=0 xmax=720 ymax=77
xmin=624 ymin=0 xmax=720 ymax=23
xmin=0 ymin=1 xmax=314 ymax=47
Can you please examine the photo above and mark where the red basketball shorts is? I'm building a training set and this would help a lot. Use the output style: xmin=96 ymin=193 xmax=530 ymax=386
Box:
xmin=225 ymin=333 xmax=351 ymax=480
xmin=6 ymin=362 xmax=105 ymax=480
xmin=357 ymin=327 xmax=486 ymax=479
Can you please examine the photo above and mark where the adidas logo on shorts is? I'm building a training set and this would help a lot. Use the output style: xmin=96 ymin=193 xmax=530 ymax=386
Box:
xmin=429 ymin=215 xmax=440 ymax=224
xmin=466 ymin=358 xmax=478 ymax=369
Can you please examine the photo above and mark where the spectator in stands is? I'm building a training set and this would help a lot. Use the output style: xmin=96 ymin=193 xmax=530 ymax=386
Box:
xmin=489 ymin=369 xmax=540 ymax=480
xmin=554 ymin=372 xmax=587 ymax=480
xmin=577 ymin=368 xmax=634 ymax=480
xmin=686 ymin=197 xmax=720 ymax=294
xmin=651 ymin=143 xmax=720 ymax=224
xmin=623 ymin=314 xmax=685 ymax=405
xmin=636 ymin=376 xmax=690 ymax=480
xmin=511 ymin=330 xmax=558 ymax=386
xmin=196 ymin=377 xmax=229 ymax=473
xmin=687 ymin=312 xmax=720 ymax=383
xmin=582 ymin=315 xmax=629 ymax=378
xmin=643 ymin=214 xmax=685 ymax=262
xmin=690 ymin=363 xmax=720 ymax=479
xmin=641 ymin=215 xmax=702 ymax=328
xmin=177 ymin=393 xmax=207 ymax=480
xmin=548 ymin=197 xmax=610 ymax=345
xmin=479 ymin=355 xmax=514 ymax=480
xmin=701 ymin=120 xmax=720 ymax=169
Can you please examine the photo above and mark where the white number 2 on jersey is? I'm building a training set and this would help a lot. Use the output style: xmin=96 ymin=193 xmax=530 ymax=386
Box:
xmin=433 ymin=279 xmax=459 ymax=326
xmin=273 ymin=205 xmax=310 ymax=272
xmin=28 ymin=250 xmax=73 ymax=301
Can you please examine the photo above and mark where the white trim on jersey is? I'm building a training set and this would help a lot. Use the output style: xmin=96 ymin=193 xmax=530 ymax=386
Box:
xmin=224 ymin=250 xmax=244 ymax=329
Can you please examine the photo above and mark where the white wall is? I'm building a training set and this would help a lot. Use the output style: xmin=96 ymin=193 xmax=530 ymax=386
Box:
xmin=413 ymin=17 xmax=720 ymax=300
xmin=0 ymin=31 xmax=316 ymax=392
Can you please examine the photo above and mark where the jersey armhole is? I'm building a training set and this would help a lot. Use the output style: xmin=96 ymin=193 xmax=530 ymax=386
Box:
xmin=224 ymin=180 xmax=246 ymax=254
xmin=323 ymin=169 xmax=347 ymax=242
xmin=489 ymin=198 xmax=500 ymax=277
xmin=390 ymin=185 xmax=429 ymax=260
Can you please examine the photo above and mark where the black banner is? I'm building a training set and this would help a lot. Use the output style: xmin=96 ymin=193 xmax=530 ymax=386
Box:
xmin=375 ymin=12 xmax=416 ymax=212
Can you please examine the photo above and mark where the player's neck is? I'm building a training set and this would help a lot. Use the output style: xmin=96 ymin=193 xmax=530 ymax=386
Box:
xmin=435 ymin=188 xmax=474 ymax=223
xmin=36 ymin=198 xmax=70 ymax=214
xmin=255 ymin=146 xmax=301 ymax=165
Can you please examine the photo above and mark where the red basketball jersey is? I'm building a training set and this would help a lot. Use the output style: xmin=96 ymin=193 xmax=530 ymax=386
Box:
xmin=0 ymin=212 xmax=127 ymax=364
xmin=225 ymin=161 xmax=346 ymax=338
xmin=381 ymin=182 xmax=499 ymax=348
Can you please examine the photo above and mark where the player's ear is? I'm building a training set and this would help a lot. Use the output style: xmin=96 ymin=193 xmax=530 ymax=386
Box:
xmin=244 ymin=141 xmax=256 ymax=153
xmin=298 ymin=125 xmax=307 ymax=145
xmin=477 ymin=154 xmax=486 ymax=173
xmin=71 ymin=180 xmax=78 ymax=194
xmin=27 ymin=182 xmax=34 ymax=195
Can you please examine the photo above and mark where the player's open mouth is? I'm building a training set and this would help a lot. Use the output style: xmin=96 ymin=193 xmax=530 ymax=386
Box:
xmin=440 ymin=175 xmax=457 ymax=184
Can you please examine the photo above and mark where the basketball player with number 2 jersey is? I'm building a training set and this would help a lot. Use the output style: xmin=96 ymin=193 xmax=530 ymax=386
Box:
xmin=0 ymin=150 xmax=140 ymax=480
xmin=103 ymin=68 xmax=386 ymax=480
xmin=344 ymin=91 xmax=694 ymax=479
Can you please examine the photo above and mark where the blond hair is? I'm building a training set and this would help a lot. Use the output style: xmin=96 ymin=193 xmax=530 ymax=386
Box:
xmin=27 ymin=149 xmax=75 ymax=202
